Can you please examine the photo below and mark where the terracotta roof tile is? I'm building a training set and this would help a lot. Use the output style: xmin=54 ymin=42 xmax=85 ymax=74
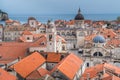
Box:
xmin=47 ymin=53 xmax=61 ymax=63
xmin=85 ymin=34 xmax=96 ymax=41
xmin=19 ymin=36 xmax=26 ymax=42
xmin=106 ymin=39 xmax=120 ymax=47
xmin=57 ymin=53 xmax=83 ymax=79
xmin=104 ymin=63 xmax=120 ymax=74
xmin=13 ymin=52 xmax=45 ymax=78
xmin=26 ymin=68 xmax=49 ymax=80
xmin=37 ymin=68 xmax=50 ymax=76
xmin=81 ymin=64 xmax=104 ymax=79
xmin=113 ymin=76 xmax=120 ymax=80
xmin=0 ymin=42 xmax=31 ymax=64
xmin=99 ymin=28 xmax=117 ymax=39
xmin=56 ymin=35 xmax=66 ymax=43
xmin=81 ymin=63 xmax=120 ymax=80
xmin=0 ymin=68 xmax=16 ymax=80
xmin=102 ymin=73 xmax=112 ymax=80
xmin=22 ymin=30 xmax=33 ymax=35
xmin=5 ymin=19 xmax=13 ymax=23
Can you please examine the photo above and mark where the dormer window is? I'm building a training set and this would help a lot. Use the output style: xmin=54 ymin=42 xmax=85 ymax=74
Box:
xmin=27 ymin=37 xmax=30 ymax=40
xmin=40 ymin=42 xmax=45 ymax=45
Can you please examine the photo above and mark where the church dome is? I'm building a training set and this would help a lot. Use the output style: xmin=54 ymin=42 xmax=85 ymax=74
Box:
xmin=74 ymin=8 xmax=84 ymax=20
xmin=93 ymin=35 xmax=106 ymax=43
xmin=28 ymin=17 xmax=36 ymax=20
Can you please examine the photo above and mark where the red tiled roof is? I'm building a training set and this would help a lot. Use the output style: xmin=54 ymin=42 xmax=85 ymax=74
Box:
xmin=5 ymin=19 xmax=13 ymax=23
xmin=56 ymin=35 xmax=66 ymax=43
xmin=26 ymin=68 xmax=49 ymax=80
xmin=0 ymin=68 xmax=16 ymax=80
xmin=37 ymin=68 xmax=50 ymax=77
xmin=113 ymin=76 xmax=120 ymax=80
xmin=47 ymin=53 xmax=61 ymax=63
xmin=85 ymin=34 xmax=96 ymax=41
xmin=102 ymin=73 xmax=112 ymax=80
xmin=106 ymin=39 xmax=120 ymax=47
xmin=13 ymin=52 xmax=46 ymax=78
xmin=22 ymin=30 xmax=33 ymax=35
xmin=104 ymin=63 xmax=120 ymax=74
xmin=57 ymin=53 xmax=83 ymax=79
xmin=81 ymin=64 xmax=104 ymax=79
xmin=99 ymin=28 xmax=117 ymax=39
xmin=19 ymin=36 xmax=26 ymax=42
xmin=0 ymin=42 xmax=31 ymax=64
xmin=81 ymin=63 xmax=120 ymax=80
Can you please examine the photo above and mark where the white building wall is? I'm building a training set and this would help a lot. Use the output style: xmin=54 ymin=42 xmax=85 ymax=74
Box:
xmin=0 ymin=28 xmax=3 ymax=41
xmin=29 ymin=47 xmax=46 ymax=52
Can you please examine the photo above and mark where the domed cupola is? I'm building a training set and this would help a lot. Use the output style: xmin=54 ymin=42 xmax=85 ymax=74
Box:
xmin=93 ymin=35 xmax=106 ymax=43
xmin=74 ymin=8 xmax=84 ymax=20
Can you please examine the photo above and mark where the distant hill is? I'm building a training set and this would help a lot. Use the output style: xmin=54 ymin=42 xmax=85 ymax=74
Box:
xmin=0 ymin=10 xmax=9 ymax=21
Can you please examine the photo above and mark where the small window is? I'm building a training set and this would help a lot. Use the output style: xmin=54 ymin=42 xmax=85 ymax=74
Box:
xmin=57 ymin=32 xmax=60 ymax=35
xmin=31 ymin=22 xmax=34 ymax=25
xmin=66 ymin=32 xmax=70 ymax=35
xmin=87 ymin=63 xmax=89 ymax=67
xmin=62 ymin=32 xmax=65 ymax=35
xmin=73 ymin=44 xmax=76 ymax=49
xmin=99 ymin=52 xmax=103 ymax=56
xmin=107 ymin=35 xmax=110 ymax=38
xmin=60 ymin=55 xmax=64 ymax=60
xmin=49 ymin=35 xmax=52 ymax=41
xmin=40 ymin=50 xmax=44 ymax=52
xmin=40 ymin=42 xmax=45 ymax=45
xmin=27 ymin=37 xmax=30 ymax=40
xmin=93 ymin=52 xmax=97 ymax=56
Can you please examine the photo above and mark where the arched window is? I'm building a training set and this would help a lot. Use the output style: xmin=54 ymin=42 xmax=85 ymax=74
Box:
xmin=49 ymin=35 xmax=52 ymax=41
xmin=61 ymin=32 xmax=65 ymax=35
xmin=99 ymin=52 xmax=103 ymax=56
xmin=66 ymin=32 xmax=70 ymax=35
xmin=93 ymin=52 xmax=97 ymax=56
xmin=93 ymin=52 xmax=103 ymax=57
xmin=78 ymin=50 xmax=83 ymax=54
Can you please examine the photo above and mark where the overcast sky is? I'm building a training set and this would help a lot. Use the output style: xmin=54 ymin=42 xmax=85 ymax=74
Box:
xmin=0 ymin=0 xmax=120 ymax=15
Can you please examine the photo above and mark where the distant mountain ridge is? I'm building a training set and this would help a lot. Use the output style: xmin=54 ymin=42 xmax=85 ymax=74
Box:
xmin=0 ymin=10 xmax=9 ymax=21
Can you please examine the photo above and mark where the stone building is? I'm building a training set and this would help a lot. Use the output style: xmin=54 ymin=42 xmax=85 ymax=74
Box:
xmin=3 ymin=25 xmax=36 ymax=41
xmin=0 ymin=25 xmax=3 ymax=42
xmin=56 ymin=8 xmax=93 ymax=50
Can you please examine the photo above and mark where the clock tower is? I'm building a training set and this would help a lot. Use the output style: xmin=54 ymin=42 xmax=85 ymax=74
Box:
xmin=46 ymin=20 xmax=57 ymax=52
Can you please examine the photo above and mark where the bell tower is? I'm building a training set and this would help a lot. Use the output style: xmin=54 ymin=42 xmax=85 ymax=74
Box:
xmin=46 ymin=20 xmax=57 ymax=52
xmin=74 ymin=8 xmax=84 ymax=28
